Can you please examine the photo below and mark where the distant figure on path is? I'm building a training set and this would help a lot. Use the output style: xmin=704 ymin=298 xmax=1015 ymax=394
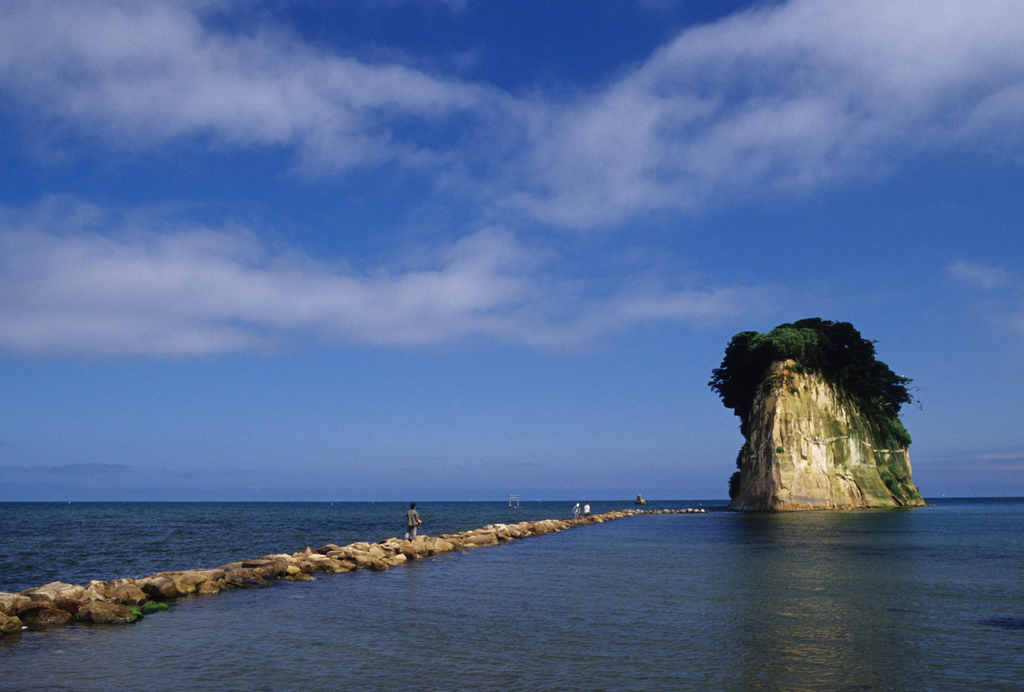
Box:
xmin=583 ymin=502 xmax=591 ymax=516
xmin=572 ymin=502 xmax=581 ymax=518
xmin=406 ymin=503 xmax=423 ymax=540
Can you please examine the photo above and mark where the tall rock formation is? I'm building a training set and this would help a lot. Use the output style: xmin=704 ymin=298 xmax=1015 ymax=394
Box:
xmin=729 ymin=359 xmax=923 ymax=510
xmin=710 ymin=318 xmax=924 ymax=511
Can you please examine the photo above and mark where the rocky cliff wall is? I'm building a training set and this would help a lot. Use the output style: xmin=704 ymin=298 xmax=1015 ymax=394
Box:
xmin=729 ymin=360 xmax=924 ymax=511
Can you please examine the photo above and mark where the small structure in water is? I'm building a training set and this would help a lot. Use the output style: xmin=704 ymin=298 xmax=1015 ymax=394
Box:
xmin=635 ymin=494 xmax=647 ymax=505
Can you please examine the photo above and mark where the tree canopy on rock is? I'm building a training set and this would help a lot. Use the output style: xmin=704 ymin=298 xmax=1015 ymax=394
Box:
xmin=709 ymin=318 xmax=914 ymax=446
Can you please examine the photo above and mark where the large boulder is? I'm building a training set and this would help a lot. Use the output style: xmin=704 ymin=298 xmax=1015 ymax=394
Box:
xmin=316 ymin=558 xmax=351 ymax=574
xmin=352 ymin=554 xmax=381 ymax=570
xmin=139 ymin=576 xmax=183 ymax=600
xmin=337 ymin=542 xmax=372 ymax=559
xmin=197 ymin=580 xmax=223 ymax=595
xmin=110 ymin=584 xmax=148 ymax=606
xmin=438 ymin=536 xmax=465 ymax=550
xmin=20 ymin=582 xmax=86 ymax=603
xmin=463 ymin=533 xmax=499 ymax=547
xmin=243 ymin=557 xmax=292 ymax=579
xmin=53 ymin=597 xmax=86 ymax=616
xmin=293 ymin=546 xmax=323 ymax=559
xmin=283 ymin=572 xmax=316 ymax=581
xmin=0 ymin=593 xmax=29 ymax=616
xmin=293 ymin=557 xmax=328 ymax=574
xmin=0 ymin=612 xmax=23 ymax=634
xmin=177 ymin=569 xmax=226 ymax=587
xmin=79 ymin=601 xmax=136 ymax=624
xmin=363 ymin=545 xmax=387 ymax=560
xmin=503 ymin=525 xmax=528 ymax=539
xmin=161 ymin=574 xmax=198 ymax=596
xmin=398 ymin=544 xmax=420 ymax=561
xmin=83 ymin=581 xmax=113 ymax=601
xmin=430 ymin=538 xmax=457 ymax=554
xmin=34 ymin=608 xmax=74 ymax=625
xmin=14 ymin=601 xmax=52 ymax=619
xmin=222 ymin=570 xmax=267 ymax=588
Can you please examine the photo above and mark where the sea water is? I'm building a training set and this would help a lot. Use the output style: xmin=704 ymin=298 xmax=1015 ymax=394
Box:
xmin=1 ymin=499 xmax=1022 ymax=691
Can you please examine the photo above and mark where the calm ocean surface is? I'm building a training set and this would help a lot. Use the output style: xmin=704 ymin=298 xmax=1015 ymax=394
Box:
xmin=1 ymin=498 xmax=1022 ymax=691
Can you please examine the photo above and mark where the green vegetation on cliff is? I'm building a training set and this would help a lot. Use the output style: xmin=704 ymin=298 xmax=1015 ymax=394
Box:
xmin=709 ymin=318 xmax=915 ymax=446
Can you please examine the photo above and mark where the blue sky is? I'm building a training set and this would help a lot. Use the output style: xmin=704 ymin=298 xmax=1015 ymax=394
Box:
xmin=1 ymin=0 xmax=1022 ymax=501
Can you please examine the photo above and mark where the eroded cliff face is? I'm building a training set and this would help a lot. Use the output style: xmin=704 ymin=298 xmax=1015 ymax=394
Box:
xmin=729 ymin=360 xmax=924 ymax=511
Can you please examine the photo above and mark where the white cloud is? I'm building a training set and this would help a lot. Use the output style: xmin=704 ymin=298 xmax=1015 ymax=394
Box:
xmin=948 ymin=261 xmax=1016 ymax=291
xmin=0 ymin=199 xmax=764 ymax=357
xmin=3 ymin=1 xmax=1022 ymax=226
xmin=0 ymin=0 xmax=508 ymax=170
xmin=948 ymin=261 xmax=1024 ymax=342
xmin=509 ymin=0 xmax=1024 ymax=226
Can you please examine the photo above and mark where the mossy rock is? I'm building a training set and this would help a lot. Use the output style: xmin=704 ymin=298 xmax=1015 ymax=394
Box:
xmin=139 ymin=602 xmax=172 ymax=616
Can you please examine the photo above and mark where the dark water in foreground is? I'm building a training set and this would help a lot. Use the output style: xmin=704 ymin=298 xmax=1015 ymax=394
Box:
xmin=1 ymin=499 xmax=1022 ymax=691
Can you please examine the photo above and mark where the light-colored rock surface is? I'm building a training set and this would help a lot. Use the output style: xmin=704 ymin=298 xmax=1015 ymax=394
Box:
xmin=730 ymin=360 xmax=924 ymax=511
xmin=0 ymin=593 xmax=30 ymax=616
xmin=0 ymin=612 xmax=23 ymax=633
xmin=20 ymin=582 xmax=86 ymax=602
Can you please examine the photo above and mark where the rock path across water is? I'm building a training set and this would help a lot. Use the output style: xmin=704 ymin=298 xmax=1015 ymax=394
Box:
xmin=0 ymin=507 xmax=706 ymax=635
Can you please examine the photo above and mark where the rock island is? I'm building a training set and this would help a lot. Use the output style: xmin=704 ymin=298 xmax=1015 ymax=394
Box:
xmin=710 ymin=318 xmax=925 ymax=511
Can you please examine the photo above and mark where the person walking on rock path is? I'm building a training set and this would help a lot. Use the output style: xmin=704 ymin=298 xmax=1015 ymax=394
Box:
xmin=572 ymin=502 xmax=581 ymax=519
xmin=583 ymin=502 xmax=591 ymax=516
xmin=406 ymin=503 xmax=423 ymax=540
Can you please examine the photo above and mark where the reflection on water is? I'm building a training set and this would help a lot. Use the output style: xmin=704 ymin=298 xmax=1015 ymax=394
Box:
xmin=725 ymin=511 xmax=923 ymax=690
xmin=721 ymin=506 xmax=1024 ymax=691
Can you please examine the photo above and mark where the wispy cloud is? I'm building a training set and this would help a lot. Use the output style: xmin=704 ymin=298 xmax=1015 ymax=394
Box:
xmin=948 ymin=261 xmax=1024 ymax=342
xmin=1 ymin=1 xmax=1019 ymax=357
xmin=0 ymin=198 xmax=766 ymax=357
xmin=948 ymin=261 xmax=1016 ymax=291
xmin=0 ymin=0 xmax=511 ymax=171
xmin=509 ymin=0 xmax=1024 ymax=226
xmin=2 ymin=1 xmax=1022 ymax=225
xmin=965 ymin=450 xmax=1024 ymax=472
